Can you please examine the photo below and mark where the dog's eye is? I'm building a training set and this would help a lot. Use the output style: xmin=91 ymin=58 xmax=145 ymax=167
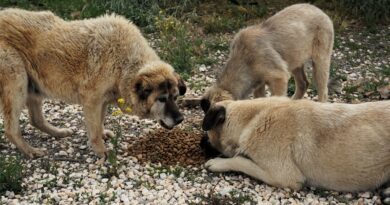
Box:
xmin=158 ymin=96 xmax=167 ymax=103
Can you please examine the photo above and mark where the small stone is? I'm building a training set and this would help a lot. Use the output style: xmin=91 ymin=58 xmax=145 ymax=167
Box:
xmin=360 ymin=192 xmax=371 ymax=198
xmin=67 ymin=147 xmax=74 ymax=154
xmin=160 ymin=173 xmax=167 ymax=180
xmin=199 ymin=64 xmax=207 ymax=72
xmin=58 ymin=151 xmax=68 ymax=156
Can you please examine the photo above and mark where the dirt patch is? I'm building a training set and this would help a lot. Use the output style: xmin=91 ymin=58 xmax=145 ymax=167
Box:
xmin=127 ymin=128 xmax=217 ymax=166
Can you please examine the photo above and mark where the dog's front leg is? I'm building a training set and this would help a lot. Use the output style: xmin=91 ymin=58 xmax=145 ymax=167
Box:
xmin=205 ymin=156 xmax=303 ymax=190
xmin=101 ymin=102 xmax=115 ymax=139
xmin=83 ymin=100 xmax=107 ymax=158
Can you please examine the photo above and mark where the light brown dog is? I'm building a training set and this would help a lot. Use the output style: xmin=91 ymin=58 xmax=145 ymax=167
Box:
xmin=0 ymin=9 xmax=186 ymax=158
xmin=201 ymin=4 xmax=334 ymax=112
xmin=202 ymin=97 xmax=390 ymax=191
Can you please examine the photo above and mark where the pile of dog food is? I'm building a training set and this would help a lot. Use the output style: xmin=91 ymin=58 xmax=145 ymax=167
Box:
xmin=127 ymin=128 xmax=218 ymax=166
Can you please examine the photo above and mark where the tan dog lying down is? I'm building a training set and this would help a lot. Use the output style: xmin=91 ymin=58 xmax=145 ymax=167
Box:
xmin=201 ymin=3 xmax=334 ymax=112
xmin=202 ymin=97 xmax=390 ymax=191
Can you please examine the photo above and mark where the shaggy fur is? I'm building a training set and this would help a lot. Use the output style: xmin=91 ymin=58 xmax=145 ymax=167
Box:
xmin=0 ymin=8 xmax=186 ymax=158
xmin=202 ymin=97 xmax=390 ymax=192
xmin=202 ymin=3 xmax=334 ymax=112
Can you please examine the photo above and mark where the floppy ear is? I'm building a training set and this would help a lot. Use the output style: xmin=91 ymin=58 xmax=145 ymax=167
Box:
xmin=133 ymin=77 xmax=152 ymax=100
xmin=202 ymin=106 xmax=226 ymax=131
xmin=174 ymin=73 xmax=187 ymax=95
xmin=200 ymin=98 xmax=211 ymax=113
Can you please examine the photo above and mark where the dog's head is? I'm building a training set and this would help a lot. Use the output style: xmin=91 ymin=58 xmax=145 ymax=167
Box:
xmin=201 ymin=86 xmax=233 ymax=113
xmin=120 ymin=61 xmax=186 ymax=129
xmin=201 ymin=104 xmax=228 ymax=155
xmin=201 ymin=102 xmax=244 ymax=157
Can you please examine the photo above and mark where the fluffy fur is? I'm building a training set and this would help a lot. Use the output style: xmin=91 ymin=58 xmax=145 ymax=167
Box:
xmin=0 ymin=9 xmax=186 ymax=158
xmin=203 ymin=97 xmax=390 ymax=191
xmin=202 ymin=3 xmax=334 ymax=112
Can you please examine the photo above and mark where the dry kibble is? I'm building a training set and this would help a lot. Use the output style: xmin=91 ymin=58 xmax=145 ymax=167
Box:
xmin=127 ymin=128 xmax=208 ymax=166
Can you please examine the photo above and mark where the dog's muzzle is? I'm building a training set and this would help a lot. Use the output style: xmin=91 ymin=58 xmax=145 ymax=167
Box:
xmin=200 ymin=134 xmax=222 ymax=158
xmin=159 ymin=114 xmax=184 ymax=130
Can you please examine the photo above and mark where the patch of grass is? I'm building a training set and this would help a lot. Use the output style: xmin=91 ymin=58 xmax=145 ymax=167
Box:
xmin=379 ymin=65 xmax=390 ymax=76
xmin=343 ymin=82 xmax=359 ymax=101
xmin=333 ymin=0 xmax=390 ymax=26
xmin=155 ymin=13 xmax=196 ymax=75
xmin=202 ymin=14 xmax=245 ymax=34
xmin=0 ymin=0 xmax=84 ymax=19
xmin=0 ymin=0 xmax=200 ymax=32
xmin=80 ymin=0 xmax=160 ymax=32
xmin=0 ymin=156 xmax=24 ymax=195
xmin=204 ymin=36 xmax=230 ymax=53
xmin=195 ymin=1 xmax=268 ymax=34
xmin=98 ymin=192 xmax=108 ymax=205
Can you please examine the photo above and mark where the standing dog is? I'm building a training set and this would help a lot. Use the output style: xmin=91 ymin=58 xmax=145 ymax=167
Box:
xmin=0 ymin=9 xmax=186 ymax=158
xmin=201 ymin=4 xmax=334 ymax=112
xmin=202 ymin=97 xmax=390 ymax=191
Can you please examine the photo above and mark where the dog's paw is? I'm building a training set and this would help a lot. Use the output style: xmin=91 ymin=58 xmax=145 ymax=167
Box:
xmin=26 ymin=147 xmax=46 ymax=159
xmin=205 ymin=158 xmax=230 ymax=172
xmin=54 ymin=128 xmax=74 ymax=137
xmin=103 ymin=129 xmax=115 ymax=139
xmin=90 ymin=139 xmax=108 ymax=159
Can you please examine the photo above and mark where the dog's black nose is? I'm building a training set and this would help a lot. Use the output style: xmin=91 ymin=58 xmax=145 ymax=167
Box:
xmin=174 ymin=115 xmax=184 ymax=125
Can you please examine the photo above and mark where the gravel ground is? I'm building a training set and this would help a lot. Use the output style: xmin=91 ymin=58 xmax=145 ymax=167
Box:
xmin=0 ymin=26 xmax=389 ymax=205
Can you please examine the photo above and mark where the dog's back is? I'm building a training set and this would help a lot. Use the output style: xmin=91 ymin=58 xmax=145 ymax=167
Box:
xmin=292 ymin=100 xmax=390 ymax=191
xmin=0 ymin=9 xmax=59 ymax=55
xmin=259 ymin=3 xmax=333 ymax=68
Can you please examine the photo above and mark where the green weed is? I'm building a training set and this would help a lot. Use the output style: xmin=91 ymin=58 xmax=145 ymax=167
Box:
xmin=105 ymin=122 xmax=122 ymax=178
xmin=155 ymin=13 xmax=195 ymax=75
xmin=0 ymin=156 xmax=24 ymax=195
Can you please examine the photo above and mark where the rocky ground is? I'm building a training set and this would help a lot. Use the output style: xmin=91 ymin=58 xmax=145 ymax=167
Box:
xmin=0 ymin=25 xmax=389 ymax=205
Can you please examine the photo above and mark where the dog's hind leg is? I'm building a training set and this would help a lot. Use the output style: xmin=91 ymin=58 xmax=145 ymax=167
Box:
xmin=291 ymin=66 xmax=309 ymax=100
xmin=0 ymin=47 xmax=45 ymax=158
xmin=27 ymin=94 xmax=73 ymax=137
xmin=206 ymin=156 xmax=305 ymax=190
xmin=312 ymin=24 xmax=333 ymax=102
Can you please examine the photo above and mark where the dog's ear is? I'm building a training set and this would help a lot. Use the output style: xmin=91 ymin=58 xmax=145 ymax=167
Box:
xmin=202 ymin=106 xmax=226 ymax=131
xmin=174 ymin=72 xmax=187 ymax=96
xmin=133 ymin=77 xmax=152 ymax=100
xmin=200 ymin=98 xmax=211 ymax=113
